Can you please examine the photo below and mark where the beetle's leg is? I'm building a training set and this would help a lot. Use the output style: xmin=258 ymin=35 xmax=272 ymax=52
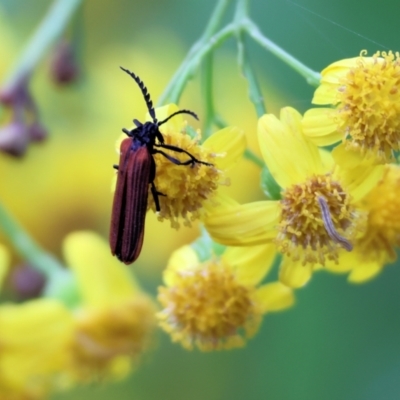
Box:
xmin=154 ymin=143 xmax=213 ymax=166
xmin=113 ymin=164 xmax=119 ymax=170
xmin=149 ymin=155 xmax=165 ymax=212
xmin=150 ymin=182 xmax=167 ymax=212
xmin=153 ymin=149 xmax=193 ymax=166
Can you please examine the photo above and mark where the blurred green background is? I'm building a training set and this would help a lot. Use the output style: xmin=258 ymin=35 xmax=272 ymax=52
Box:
xmin=0 ymin=0 xmax=399 ymax=399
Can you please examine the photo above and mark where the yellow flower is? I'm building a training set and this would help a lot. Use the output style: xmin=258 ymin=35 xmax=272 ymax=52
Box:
xmin=302 ymin=51 xmax=400 ymax=163
xmin=326 ymin=164 xmax=400 ymax=283
xmin=0 ymin=245 xmax=72 ymax=399
xmin=63 ymin=231 xmax=157 ymax=382
xmin=114 ymin=104 xmax=246 ymax=228
xmin=157 ymin=243 xmax=294 ymax=351
xmin=0 ymin=299 xmax=74 ymax=400
xmin=205 ymin=107 xmax=384 ymax=287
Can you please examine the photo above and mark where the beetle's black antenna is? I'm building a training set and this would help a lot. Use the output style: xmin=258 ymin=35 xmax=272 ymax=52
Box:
xmin=120 ymin=66 xmax=157 ymax=123
xmin=158 ymin=109 xmax=199 ymax=127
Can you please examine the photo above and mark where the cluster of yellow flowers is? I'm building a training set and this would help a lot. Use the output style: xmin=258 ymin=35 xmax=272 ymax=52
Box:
xmin=152 ymin=51 xmax=400 ymax=350
xmin=0 ymin=232 xmax=157 ymax=399
xmin=1 ymin=49 xmax=400 ymax=399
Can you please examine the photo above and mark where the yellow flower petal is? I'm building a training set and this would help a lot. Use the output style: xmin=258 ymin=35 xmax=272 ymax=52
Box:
xmin=302 ymin=108 xmax=343 ymax=146
xmin=203 ymin=126 xmax=246 ymax=171
xmin=205 ymin=201 xmax=280 ymax=246
xmin=203 ymin=191 xmax=239 ymax=214
xmin=164 ymin=245 xmax=199 ymax=286
xmin=324 ymin=250 xmax=356 ymax=273
xmin=0 ymin=299 xmax=73 ymax=392
xmin=319 ymin=148 xmax=335 ymax=171
xmin=223 ymin=244 xmax=276 ymax=286
xmin=348 ymin=260 xmax=382 ymax=283
xmin=332 ymin=143 xmax=365 ymax=170
xmin=312 ymin=83 xmax=338 ymax=105
xmin=258 ymin=107 xmax=325 ymax=188
xmin=337 ymin=163 xmax=385 ymax=202
xmin=63 ymin=231 xmax=138 ymax=307
xmin=255 ymin=282 xmax=295 ymax=313
xmin=279 ymin=257 xmax=313 ymax=288
xmin=151 ymin=104 xmax=183 ymax=133
xmin=319 ymin=57 xmax=359 ymax=84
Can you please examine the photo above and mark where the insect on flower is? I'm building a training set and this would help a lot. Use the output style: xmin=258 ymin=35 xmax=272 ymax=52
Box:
xmin=110 ymin=67 xmax=212 ymax=264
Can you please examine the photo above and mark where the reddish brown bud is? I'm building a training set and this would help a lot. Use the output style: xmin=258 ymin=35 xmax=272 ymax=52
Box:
xmin=0 ymin=74 xmax=49 ymax=156
xmin=28 ymin=122 xmax=48 ymax=142
xmin=10 ymin=264 xmax=46 ymax=300
xmin=0 ymin=75 xmax=30 ymax=106
xmin=0 ymin=121 xmax=30 ymax=157
xmin=50 ymin=40 xmax=79 ymax=85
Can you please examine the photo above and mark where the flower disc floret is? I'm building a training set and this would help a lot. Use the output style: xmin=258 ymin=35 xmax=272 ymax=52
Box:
xmin=62 ymin=231 xmax=157 ymax=382
xmin=325 ymin=165 xmax=400 ymax=282
xmin=278 ymin=173 xmax=360 ymax=265
xmin=150 ymin=124 xmax=221 ymax=228
xmin=336 ymin=51 xmax=400 ymax=161
xmin=304 ymin=51 xmax=400 ymax=162
xmin=114 ymin=104 xmax=245 ymax=229
xmin=71 ymin=294 xmax=156 ymax=381
xmin=157 ymin=260 xmax=262 ymax=351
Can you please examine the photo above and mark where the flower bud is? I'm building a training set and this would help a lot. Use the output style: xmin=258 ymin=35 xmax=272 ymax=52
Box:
xmin=0 ymin=121 xmax=30 ymax=157
xmin=28 ymin=121 xmax=48 ymax=142
xmin=10 ymin=264 xmax=46 ymax=300
xmin=50 ymin=40 xmax=79 ymax=85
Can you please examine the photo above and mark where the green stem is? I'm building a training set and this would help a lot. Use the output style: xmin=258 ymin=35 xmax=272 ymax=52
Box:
xmin=244 ymin=148 xmax=264 ymax=168
xmin=236 ymin=31 xmax=266 ymax=117
xmin=158 ymin=0 xmax=233 ymax=106
xmin=167 ymin=24 xmax=235 ymax=104
xmin=214 ymin=114 xmax=227 ymax=129
xmin=244 ymin=18 xmax=321 ymax=87
xmin=202 ymin=0 xmax=232 ymax=39
xmin=0 ymin=202 xmax=80 ymax=306
xmin=201 ymin=53 xmax=216 ymax=139
xmin=0 ymin=203 xmax=64 ymax=277
xmin=3 ymin=0 xmax=83 ymax=91
xmin=235 ymin=0 xmax=249 ymax=21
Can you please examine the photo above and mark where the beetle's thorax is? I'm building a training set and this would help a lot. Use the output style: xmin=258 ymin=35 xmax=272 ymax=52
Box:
xmin=130 ymin=121 xmax=163 ymax=149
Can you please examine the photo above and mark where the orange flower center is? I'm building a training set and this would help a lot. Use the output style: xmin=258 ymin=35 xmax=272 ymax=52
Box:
xmin=336 ymin=51 xmax=400 ymax=162
xmin=70 ymin=295 xmax=156 ymax=381
xmin=149 ymin=124 xmax=221 ymax=229
xmin=277 ymin=174 xmax=362 ymax=265
xmin=157 ymin=261 xmax=262 ymax=351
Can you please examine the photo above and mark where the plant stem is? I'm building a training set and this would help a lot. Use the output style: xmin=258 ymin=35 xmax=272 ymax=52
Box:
xmin=244 ymin=148 xmax=264 ymax=168
xmin=236 ymin=31 xmax=266 ymax=117
xmin=201 ymin=53 xmax=216 ymax=139
xmin=202 ymin=0 xmax=232 ymax=39
xmin=158 ymin=0 xmax=233 ymax=106
xmin=167 ymin=24 xmax=235 ymax=104
xmin=0 ymin=202 xmax=64 ymax=277
xmin=2 ymin=0 xmax=83 ymax=91
xmin=244 ymin=18 xmax=321 ymax=87
xmin=0 ymin=201 xmax=80 ymax=306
